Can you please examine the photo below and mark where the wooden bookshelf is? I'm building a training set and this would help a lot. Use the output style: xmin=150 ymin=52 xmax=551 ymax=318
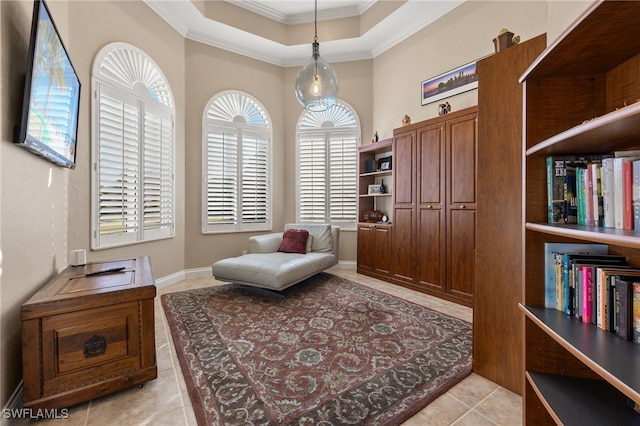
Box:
xmin=521 ymin=1 xmax=640 ymax=423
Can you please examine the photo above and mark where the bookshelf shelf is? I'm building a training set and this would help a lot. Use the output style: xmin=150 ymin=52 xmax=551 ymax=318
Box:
xmin=522 ymin=1 xmax=640 ymax=423
xmin=358 ymin=193 xmax=391 ymax=198
xmin=359 ymin=170 xmax=392 ymax=178
xmin=525 ymin=103 xmax=640 ymax=157
xmin=521 ymin=305 xmax=640 ymax=403
xmin=526 ymin=372 xmax=640 ymax=425
xmin=525 ymin=223 xmax=640 ymax=249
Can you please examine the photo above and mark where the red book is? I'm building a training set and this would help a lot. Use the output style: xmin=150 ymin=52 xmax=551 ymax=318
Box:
xmin=624 ymin=161 xmax=634 ymax=230
xmin=582 ymin=265 xmax=593 ymax=323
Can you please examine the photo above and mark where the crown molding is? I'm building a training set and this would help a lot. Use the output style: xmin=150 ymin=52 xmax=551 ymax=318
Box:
xmin=145 ymin=0 xmax=464 ymax=66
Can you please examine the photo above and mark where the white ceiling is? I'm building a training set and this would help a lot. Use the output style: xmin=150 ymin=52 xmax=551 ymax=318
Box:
xmin=226 ymin=0 xmax=377 ymax=24
xmin=144 ymin=0 xmax=464 ymax=67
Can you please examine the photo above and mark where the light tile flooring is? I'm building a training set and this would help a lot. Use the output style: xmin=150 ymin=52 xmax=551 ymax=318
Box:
xmin=16 ymin=267 xmax=522 ymax=425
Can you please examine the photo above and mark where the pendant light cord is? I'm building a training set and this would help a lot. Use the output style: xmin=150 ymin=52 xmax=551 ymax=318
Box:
xmin=314 ymin=0 xmax=318 ymax=44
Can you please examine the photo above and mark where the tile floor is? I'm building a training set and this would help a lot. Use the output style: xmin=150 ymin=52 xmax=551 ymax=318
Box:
xmin=15 ymin=267 xmax=522 ymax=425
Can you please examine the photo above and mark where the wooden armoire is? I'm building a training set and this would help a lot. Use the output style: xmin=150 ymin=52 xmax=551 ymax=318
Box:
xmin=391 ymin=107 xmax=477 ymax=308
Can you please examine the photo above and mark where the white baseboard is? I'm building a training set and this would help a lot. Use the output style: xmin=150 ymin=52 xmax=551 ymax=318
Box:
xmin=335 ymin=260 xmax=356 ymax=269
xmin=2 ymin=381 xmax=23 ymax=426
xmin=154 ymin=267 xmax=211 ymax=289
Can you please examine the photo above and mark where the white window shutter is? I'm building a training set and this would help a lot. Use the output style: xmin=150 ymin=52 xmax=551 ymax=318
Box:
xmin=96 ymin=86 xmax=140 ymax=247
xmin=298 ymin=132 xmax=327 ymax=222
xmin=202 ymin=91 xmax=272 ymax=234
xmin=206 ymin=128 xmax=238 ymax=227
xmin=296 ymin=102 xmax=359 ymax=226
xmin=91 ymin=43 xmax=175 ymax=249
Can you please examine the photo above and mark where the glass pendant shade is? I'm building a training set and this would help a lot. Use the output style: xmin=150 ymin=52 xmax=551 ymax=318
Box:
xmin=295 ymin=42 xmax=339 ymax=111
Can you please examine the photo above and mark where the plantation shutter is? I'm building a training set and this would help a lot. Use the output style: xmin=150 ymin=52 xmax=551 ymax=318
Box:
xmin=202 ymin=91 xmax=271 ymax=233
xmin=96 ymin=85 xmax=140 ymax=246
xmin=92 ymin=42 xmax=175 ymax=249
xmin=241 ymin=131 xmax=269 ymax=224
xmin=329 ymin=131 xmax=358 ymax=222
xmin=296 ymin=101 xmax=360 ymax=226
xmin=298 ymin=132 xmax=327 ymax=222
xmin=143 ymin=105 xmax=174 ymax=239
xmin=206 ymin=127 xmax=238 ymax=226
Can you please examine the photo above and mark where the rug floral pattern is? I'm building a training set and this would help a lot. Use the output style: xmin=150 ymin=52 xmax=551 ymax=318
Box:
xmin=161 ymin=273 xmax=472 ymax=425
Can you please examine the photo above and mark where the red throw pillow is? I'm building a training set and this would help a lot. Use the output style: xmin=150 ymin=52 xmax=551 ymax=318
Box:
xmin=278 ymin=229 xmax=310 ymax=254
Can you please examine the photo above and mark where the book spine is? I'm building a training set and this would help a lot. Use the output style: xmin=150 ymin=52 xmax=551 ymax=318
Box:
xmin=556 ymin=253 xmax=564 ymax=312
xmin=587 ymin=163 xmax=595 ymax=227
xmin=634 ymin=283 xmax=640 ymax=344
xmin=614 ymin=158 xmax=625 ymax=229
xmin=592 ymin=162 xmax=603 ymax=227
xmin=582 ymin=266 xmax=593 ymax=323
xmin=624 ymin=160 xmax=634 ymax=230
xmin=577 ymin=167 xmax=585 ymax=225
xmin=634 ymin=160 xmax=640 ymax=230
xmin=563 ymin=253 xmax=571 ymax=315
xmin=565 ymin=163 xmax=578 ymax=224
xmin=616 ymin=279 xmax=633 ymax=340
xmin=547 ymin=156 xmax=566 ymax=223
xmin=602 ymin=158 xmax=615 ymax=228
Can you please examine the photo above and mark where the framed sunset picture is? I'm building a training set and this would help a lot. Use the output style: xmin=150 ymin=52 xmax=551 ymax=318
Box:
xmin=421 ymin=60 xmax=478 ymax=106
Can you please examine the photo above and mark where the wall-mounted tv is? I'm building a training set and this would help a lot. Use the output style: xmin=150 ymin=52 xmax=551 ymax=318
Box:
xmin=14 ymin=0 xmax=81 ymax=169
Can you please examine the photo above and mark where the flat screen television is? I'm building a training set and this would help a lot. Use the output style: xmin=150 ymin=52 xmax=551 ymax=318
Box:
xmin=14 ymin=0 xmax=81 ymax=169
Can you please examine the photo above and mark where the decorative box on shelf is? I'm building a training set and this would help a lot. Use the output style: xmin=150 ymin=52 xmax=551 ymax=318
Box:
xmin=21 ymin=256 xmax=157 ymax=410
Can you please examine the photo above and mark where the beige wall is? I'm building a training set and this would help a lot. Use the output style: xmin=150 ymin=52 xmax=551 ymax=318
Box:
xmin=0 ymin=0 xmax=594 ymax=408
xmin=0 ymin=0 xmax=185 ymax=407
xmin=1 ymin=0 xmax=73 ymax=407
xmin=183 ymin=44 xmax=372 ymax=268
xmin=183 ymin=41 xmax=286 ymax=268
xmin=66 ymin=1 xmax=186 ymax=279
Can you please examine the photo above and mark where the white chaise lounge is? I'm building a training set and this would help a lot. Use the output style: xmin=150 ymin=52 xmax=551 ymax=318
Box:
xmin=211 ymin=223 xmax=339 ymax=292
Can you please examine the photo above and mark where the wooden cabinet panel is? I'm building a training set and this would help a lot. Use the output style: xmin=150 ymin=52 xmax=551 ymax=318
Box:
xmin=448 ymin=115 xmax=477 ymax=206
xmin=393 ymin=131 xmax=415 ymax=206
xmin=357 ymin=223 xmax=392 ymax=278
xmin=447 ymin=208 xmax=475 ymax=301
xmin=373 ymin=225 xmax=391 ymax=276
xmin=474 ymin=34 xmax=546 ymax=396
xmin=417 ymin=123 xmax=444 ymax=207
xmin=391 ymin=207 xmax=415 ymax=284
xmin=357 ymin=224 xmax=375 ymax=274
xmin=416 ymin=207 xmax=445 ymax=291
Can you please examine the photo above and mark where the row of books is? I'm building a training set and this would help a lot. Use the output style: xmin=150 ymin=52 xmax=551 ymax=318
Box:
xmin=545 ymin=243 xmax=640 ymax=342
xmin=547 ymin=151 xmax=640 ymax=229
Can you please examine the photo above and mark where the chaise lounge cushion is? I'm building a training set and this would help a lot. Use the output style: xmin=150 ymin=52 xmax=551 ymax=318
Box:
xmin=212 ymin=224 xmax=339 ymax=291
xmin=212 ymin=251 xmax=336 ymax=291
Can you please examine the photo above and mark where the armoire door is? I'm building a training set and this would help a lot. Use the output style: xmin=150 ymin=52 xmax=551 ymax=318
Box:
xmin=392 ymin=130 xmax=416 ymax=285
xmin=446 ymin=112 xmax=477 ymax=302
xmin=416 ymin=122 xmax=446 ymax=292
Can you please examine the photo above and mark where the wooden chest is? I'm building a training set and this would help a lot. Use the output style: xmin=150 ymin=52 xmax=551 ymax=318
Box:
xmin=21 ymin=257 xmax=157 ymax=410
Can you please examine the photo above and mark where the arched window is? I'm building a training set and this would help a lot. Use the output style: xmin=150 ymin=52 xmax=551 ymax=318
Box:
xmin=202 ymin=91 xmax=272 ymax=233
xmin=91 ymin=42 xmax=175 ymax=249
xmin=296 ymin=101 xmax=360 ymax=227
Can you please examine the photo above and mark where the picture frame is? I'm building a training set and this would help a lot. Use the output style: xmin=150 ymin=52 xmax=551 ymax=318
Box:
xmin=368 ymin=184 xmax=382 ymax=195
xmin=421 ymin=60 xmax=478 ymax=106
xmin=378 ymin=156 xmax=392 ymax=171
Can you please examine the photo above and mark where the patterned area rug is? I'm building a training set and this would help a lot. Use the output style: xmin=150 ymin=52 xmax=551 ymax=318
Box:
xmin=161 ymin=273 xmax=472 ymax=425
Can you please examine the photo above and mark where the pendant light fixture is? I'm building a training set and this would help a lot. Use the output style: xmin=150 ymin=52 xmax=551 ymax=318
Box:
xmin=294 ymin=0 xmax=339 ymax=111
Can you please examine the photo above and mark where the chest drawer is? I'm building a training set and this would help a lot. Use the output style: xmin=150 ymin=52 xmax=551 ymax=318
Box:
xmin=41 ymin=301 xmax=141 ymax=395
